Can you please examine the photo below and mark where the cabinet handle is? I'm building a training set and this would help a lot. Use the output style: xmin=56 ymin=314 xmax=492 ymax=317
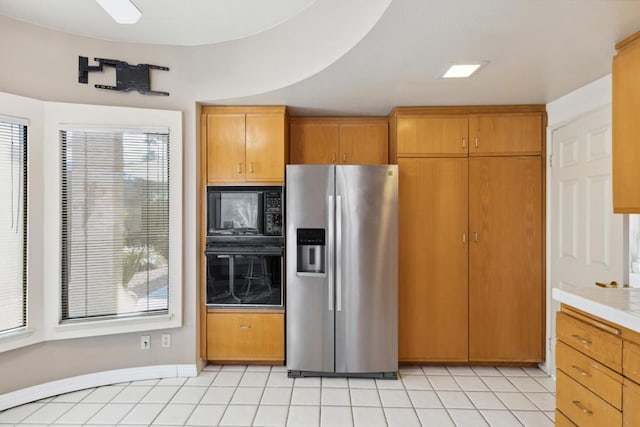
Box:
xmin=250 ymin=162 xmax=254 ymax=173
xmin=571 ymin=334 xmax=592 ymax=345
xmin=237 ymin=162 xmax=242 ymax=174
xmin=462 ymin=233 xmax=466 ymax=244
xmin=571 ymin=365 xmax=590 ymax=377
xmin=240 ymin=325 xmax=251 ymax=329
xmin=332 ymin=153 xmax=336 ymax=163
xmin=572 ymin=401 xmax=593 ymax=415
xmin=474 ymin=136 xmax=479 ymax=149
xmin=462 ymin=137 xmax=466 ymax=149
xmin=342 ymin=153 xmax=347 ymax=163
xmin=474 ymin=232 xmax=478 ymax=242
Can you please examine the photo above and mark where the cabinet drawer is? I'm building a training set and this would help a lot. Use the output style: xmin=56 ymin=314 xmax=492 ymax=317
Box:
xmin=623 ymin=340 xmax=640 ymax=384
xmin=555 ymin=410 xmax=577 ymax=427
xmin=557 ymin=371 xmax=622 ymax=427
xmin=556 ymin=341 xmax=623 ymax=409
xmin=207 ymin=311 xmax=284 ymax=362
xmin=557 ymin=312 xmax=622 ymax=372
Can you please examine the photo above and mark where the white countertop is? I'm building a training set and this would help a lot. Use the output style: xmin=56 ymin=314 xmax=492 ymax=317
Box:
xmin=553 ymin=285 xmax=640 ymax=333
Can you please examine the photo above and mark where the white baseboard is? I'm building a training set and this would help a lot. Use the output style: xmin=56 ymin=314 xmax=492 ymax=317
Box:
xmin=0 ymin=363 xmax=198 ymax=411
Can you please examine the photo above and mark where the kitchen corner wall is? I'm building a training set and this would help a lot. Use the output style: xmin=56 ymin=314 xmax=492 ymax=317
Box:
xmin=0 ymin=0 xmax=391 ymax=394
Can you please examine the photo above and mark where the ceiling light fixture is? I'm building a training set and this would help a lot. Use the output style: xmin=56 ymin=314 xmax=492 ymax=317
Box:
xmin=96 ymin=0 xmax=141 ymax=24
xmin=441 ymin=62 xmax=488 ymax=79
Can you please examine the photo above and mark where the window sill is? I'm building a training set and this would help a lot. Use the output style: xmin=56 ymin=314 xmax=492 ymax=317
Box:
xmin=0 ymin=327 xmax=39 ymax=353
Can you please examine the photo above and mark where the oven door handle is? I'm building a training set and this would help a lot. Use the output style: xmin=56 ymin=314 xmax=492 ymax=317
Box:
xmin=204 ymin=246 xmax=283 ymax=256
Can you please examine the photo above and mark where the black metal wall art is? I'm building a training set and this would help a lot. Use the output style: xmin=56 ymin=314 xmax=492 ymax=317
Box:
xmin=78 ymin=56 xmax=170 ymax=96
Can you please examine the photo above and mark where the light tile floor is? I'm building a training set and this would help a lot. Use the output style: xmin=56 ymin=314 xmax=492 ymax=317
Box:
xmin=0 ymin=365 xmax=555 ymax=426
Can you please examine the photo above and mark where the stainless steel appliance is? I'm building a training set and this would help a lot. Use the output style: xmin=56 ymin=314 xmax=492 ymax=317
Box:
xmin=205 ymin=186 xmax=284 ymax=307
xmin=286 ymin=165 xmax=398 ymax=378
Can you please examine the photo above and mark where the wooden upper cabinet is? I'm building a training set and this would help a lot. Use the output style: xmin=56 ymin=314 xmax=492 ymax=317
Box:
xmin=469 ymin=113 xmax=542 ymax=155
xmin=290 ymin=122 xmax=339 ymax=164
xmin=468 ymin=156 xmax=543 ymax=362
xmin=396 ymin=115 xmax=468 ymax=157
xmin=206 ymin=113 xmax=246 ymax=184
xmin=204 ymin=106 xmax=287 ymax=185
xmin=245 ymin=113 xmax=286 ymax=183
xmin=613 ymin=32 xmax=640 ymax=213
xmin=289 ymin=118 xmax=388 ymax=165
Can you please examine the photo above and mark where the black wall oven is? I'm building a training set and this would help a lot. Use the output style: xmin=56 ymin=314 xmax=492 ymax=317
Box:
xmin=205 ymin=186 xmax=284 ymax=308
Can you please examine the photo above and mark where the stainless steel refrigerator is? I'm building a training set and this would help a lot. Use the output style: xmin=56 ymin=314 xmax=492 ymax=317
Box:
xmin=286 ymin=164 xmax=398 ymax=378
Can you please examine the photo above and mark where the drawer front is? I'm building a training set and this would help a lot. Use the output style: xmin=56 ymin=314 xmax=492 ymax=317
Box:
xmin=557 ymin=311 xmax=623 ymax=372
xmin=623 ymin=340 xmax=640 ymax=384
xmin=557 ymin=371 xmax=622 ymax=427
xmin=556 ymin=341 xmax=623 ymax=409
xmin=207 ymin=312 xmax=284 ymax=362
xmin=555 ymin=410 xmax=577 ymax=427
xmin=624 ymin=378 xmax=640 ymax=427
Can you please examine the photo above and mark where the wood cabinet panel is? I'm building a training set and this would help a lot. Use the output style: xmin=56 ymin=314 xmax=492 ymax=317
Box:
xmin=623 ymin=340 xmax=640 ymax=384
xmin=469 ymin=157 xmax=542 ymax=362
xmin=557 ymin=311 xmax=623 ymax=372
xmin=290 ymin=122 xmax=339 ymax=164
xmin=339 ymin=123 xmax=388 ymax=164
xmin=555 ymin=410 xmax=577 ymax=427
xmin=398 ymin=158 xmax=468 ymax=362
xmin=206 ymin=114 xmax=246 ymax=183
xmin=469 ymin=113 xmax=542 ymax=155
xmin=206 ymin=311 xmax=284 ymax=363
xmin=396 ymin=115 xmax=468 ymax=157
xmin=557 ymin=371 xmax=622 ymax=427
xmin=624 ymin=378 xmax=640 ymax=427
xmin=613 ymin=36 xmax=640 ymax=213
xmin=556 ymin=341 xmax=622 ymax=410
xmin=245 ymin=113 xmax=286 ymax=182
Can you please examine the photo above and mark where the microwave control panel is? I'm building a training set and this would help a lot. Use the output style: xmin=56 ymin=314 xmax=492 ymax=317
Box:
xmin=264 ymin=191 xmax=283 ymax=236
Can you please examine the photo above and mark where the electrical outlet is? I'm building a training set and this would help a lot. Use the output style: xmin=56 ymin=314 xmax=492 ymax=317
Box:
xmin=161 ymin=333 xmax=171 ymax=348
xmin=140 ymin=335 xmax=151 ymax=350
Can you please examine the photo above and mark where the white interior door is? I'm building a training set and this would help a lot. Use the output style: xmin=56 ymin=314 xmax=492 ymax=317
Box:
xmin=550 ymin=105 xmax=623 ymax=370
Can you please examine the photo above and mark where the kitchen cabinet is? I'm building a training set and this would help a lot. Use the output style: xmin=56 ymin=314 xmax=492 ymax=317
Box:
xmin=289 ymin=117 xmax=388 ymax=165
xmin=204 ymin=106 xmax=288 ymax=184
xmin=468 ymin=156 xmax=543 ymax=362
xmin=613 ymin=31 xmax=640 ymax=213
xmin=398 ymin=158 xmax=468 ymax=362
xmin=555 ymin=304 xmax=640 ymax=426
xmin=206 ymin=310 xmax=284 ymax=363
xmin=392 ymin=106 xmax=545 ymax=364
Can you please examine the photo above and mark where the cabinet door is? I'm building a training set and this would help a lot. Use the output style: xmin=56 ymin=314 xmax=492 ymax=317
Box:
xmin=290 ymin=122 xmax=339 ymax=164
xmin=396 ymin=115 xmax=468 ymax=157
xmin=206 ymin=114 xmax=246 ymax=183
xmin=207 ymin=311 xmax=284 ymax=362
xmin=469 ymin=113 xmax=542 ymax=155
xmin=339 ymin=123 xmax=388 ymax=164
xmin=398 ymin=158 xmax=469 ymax=362
xmin=613 ymin=39 xmax=640 ymax=213
xmin=469 ymin=157 xmax=542 ymax=362
xmin=245 ymin=113 xmax=285 ymax=183
xmin=624 ymin=378 xmax=640 ymax=427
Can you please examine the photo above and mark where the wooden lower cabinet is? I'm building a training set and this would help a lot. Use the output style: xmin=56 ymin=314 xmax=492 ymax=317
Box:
xmin=206 ymin=311 xmax=284 ymax=364
xmin=398 ymin=158 xmax=468 ymax=362
xmin=624 ymin=378 xmax=640 ymax=427
xmin=469 ymin=157 xmax=543 ymax=362
xmin=557 ymin=371 xmax=622 ymax=426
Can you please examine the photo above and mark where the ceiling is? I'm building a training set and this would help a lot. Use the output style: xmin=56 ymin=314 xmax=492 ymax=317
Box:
xmin=1 ymin=0 xmax=640 ymax=115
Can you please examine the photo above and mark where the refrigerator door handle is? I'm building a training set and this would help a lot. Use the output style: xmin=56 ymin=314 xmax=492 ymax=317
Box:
xmin=328 ymin=195 xmax=334 ymax=312
xmin=336 ymin=195 xmax=342 ymax=312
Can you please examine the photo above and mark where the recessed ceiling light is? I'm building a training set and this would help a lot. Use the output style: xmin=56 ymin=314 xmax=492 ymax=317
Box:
xmin=96 ymin=0 xmax=141 ymax=24
xmin=441 ymin=62 xmax=488 ymax=79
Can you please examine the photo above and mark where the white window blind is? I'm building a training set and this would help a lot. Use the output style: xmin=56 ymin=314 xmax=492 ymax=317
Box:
xmin=0 ymin=119 xmax=27 ymax=334
xmin=60 ymin=128 xmax=169 ymax=321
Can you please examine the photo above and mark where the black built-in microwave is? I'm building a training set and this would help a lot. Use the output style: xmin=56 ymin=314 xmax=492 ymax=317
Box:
xmin=206 ymin=186 xmax=283 ymax=244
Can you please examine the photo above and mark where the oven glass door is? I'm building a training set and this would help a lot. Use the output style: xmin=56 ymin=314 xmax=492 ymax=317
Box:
xmin=205 ymin=249 xmax=283 ymax=307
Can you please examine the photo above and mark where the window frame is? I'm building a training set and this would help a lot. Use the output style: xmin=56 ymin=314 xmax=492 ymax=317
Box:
xmin=43 ymin=103 xmax=182 ymax=340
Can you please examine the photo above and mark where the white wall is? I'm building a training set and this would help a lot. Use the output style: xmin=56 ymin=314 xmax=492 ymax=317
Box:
xmin=544 ymin=74 xmax=612 ymax=376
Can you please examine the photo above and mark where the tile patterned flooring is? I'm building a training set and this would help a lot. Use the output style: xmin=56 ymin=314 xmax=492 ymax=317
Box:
xmin=0 ymin=365 xmax=556 ymax=426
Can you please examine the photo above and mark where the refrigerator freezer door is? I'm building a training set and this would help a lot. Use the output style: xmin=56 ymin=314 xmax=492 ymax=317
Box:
xmin=335 ymin=165 xmax=399 ymax=374
xmin=286 ymin=165 xmax=335 ymax=373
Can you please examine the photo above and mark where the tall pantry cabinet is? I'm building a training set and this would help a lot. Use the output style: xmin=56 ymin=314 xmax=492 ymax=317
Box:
xmin=391 ymin=106 xmax=545 ymax=364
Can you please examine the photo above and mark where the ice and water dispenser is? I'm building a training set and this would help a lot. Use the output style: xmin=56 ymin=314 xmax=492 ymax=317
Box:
xmin=296 ymin=229 xmax=326 ymax=275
